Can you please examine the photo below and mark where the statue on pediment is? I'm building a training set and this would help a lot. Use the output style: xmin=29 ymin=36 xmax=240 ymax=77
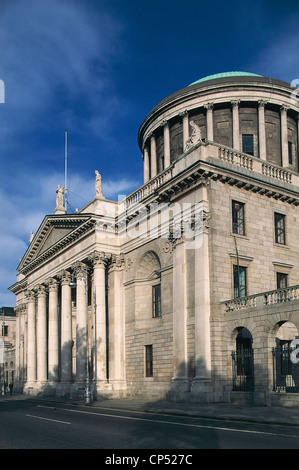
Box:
xmin=95 ymin=170 xmax=103 ymax=198
xmin=54 ymin=184 xmax=66 ymax=214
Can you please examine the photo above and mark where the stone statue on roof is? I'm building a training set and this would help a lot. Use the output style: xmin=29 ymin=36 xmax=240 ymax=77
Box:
xmin=95 ymin=170 xmax=103 ymax=198
xmin=54 ymin=184 xmax=66 ymax=214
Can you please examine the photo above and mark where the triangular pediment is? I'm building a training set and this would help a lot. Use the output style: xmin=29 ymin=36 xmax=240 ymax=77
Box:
xmin=18 ymin=214 xmax=94 ymax=272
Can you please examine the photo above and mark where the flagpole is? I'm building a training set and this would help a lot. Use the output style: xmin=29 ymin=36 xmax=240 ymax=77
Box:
xmin=65 ymin=130 xmax=68 ymax=212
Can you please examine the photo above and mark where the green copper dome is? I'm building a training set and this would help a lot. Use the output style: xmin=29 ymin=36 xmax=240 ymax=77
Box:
xmin=188 ymin=71 xmax=263 ymax=86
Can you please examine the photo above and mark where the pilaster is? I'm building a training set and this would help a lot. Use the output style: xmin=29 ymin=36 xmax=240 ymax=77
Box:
xmin=169 ymin=236 xmax=189 ymax=401
xmin=108 ymin=254 xmax=126 ymax=393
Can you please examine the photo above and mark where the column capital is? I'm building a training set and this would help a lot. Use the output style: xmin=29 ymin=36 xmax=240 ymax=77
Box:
xmin=47 ymin=278 xmax=59 ymax=292
xmin=179 ymin=109 xmax=189 ymax=117
xmin=25 ymin=289 xmax=36 ymax=302
xmin=161 ymin=119 xmax=169 ymax=128
xmin=204 ymin=102 xmax=214 ymax=110
xmin=72 ymin=261 xmax=88 ymax=280
xmin=258 ymin=99 xmax=268 ymax=108
xmin=109 ymin=254 xmax=125 ymax=272
xmin=281 ymin=104 xmax=289 ymax=113
xmin=89 ymin=251 xmax=109 ymax=268
xmin=36 ymin=284 xmax=47 ymax=297
xmin=231 ymin=99 xmax=240 ymax=107
xmin=57 ymin=269 xmax=72 ymax=285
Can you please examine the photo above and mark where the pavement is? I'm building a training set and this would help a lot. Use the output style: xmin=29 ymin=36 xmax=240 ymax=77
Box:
xmin=3 ymin=393 xmax=299 ymax=427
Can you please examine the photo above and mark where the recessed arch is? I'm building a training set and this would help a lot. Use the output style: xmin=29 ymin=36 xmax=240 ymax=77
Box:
xmin=136 ymin=250 xmax=161 ymax=280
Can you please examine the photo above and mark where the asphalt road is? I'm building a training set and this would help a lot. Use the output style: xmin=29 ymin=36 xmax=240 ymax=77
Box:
xmin=1 ymin=397 xmax=299 ymax=451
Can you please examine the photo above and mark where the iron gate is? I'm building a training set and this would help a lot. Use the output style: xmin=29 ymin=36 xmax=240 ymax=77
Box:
xmin=231 ymin=348 xmax=254 ymax=391
xmin=272 ymin=344 xmax=299 ymax=393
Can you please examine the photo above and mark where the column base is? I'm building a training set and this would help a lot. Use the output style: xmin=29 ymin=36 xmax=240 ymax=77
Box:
xmin=70 ymin=381 xmax=91 ymax=400
xmin=168 ymin=376 xmax=190 ymax=402
xmin=23 ymin=381 xmax=38 ymax=395
xmin=43 ymin=381 xmax=59 ymax=397
xmin=190 ymin=376 xmax=213 ymax=403
xmin=56 ymin=381 xmax=72 ymax=398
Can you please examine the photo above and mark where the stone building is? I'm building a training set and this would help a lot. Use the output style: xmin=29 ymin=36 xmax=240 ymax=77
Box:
xmin=9 ymin=71 xmax=299 ymax=405
xmin=0 ymin=307 xmax=16 ymax=392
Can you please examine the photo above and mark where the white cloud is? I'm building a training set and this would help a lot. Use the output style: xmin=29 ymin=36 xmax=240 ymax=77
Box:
xmin=0 ymin=169 xmax=140 ymax=305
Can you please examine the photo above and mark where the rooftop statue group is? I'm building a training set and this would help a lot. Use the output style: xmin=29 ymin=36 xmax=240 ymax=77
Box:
xmin=54 ymin=169 xmax=104 ymax=212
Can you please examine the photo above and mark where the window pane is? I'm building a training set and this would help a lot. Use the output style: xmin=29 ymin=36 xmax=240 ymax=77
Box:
xmin=277 ymin=272 xmax=287 ymax=289
xmin=153 ymin=284 xmax=161 ymax=317
xmin=288 ymin=141 xmax=293 ymax=165
xmin=232 ymin=201 xmax=245 ymax=235
xmin=145 ymin=345 xmax=153 ymax=377
xmin=274 ymin=213 xmax=286 ymax=244
xmin=234 ymin=265 xmax=246 ymax=298
xmin=242 ymin=134 xmax=254 ymax=155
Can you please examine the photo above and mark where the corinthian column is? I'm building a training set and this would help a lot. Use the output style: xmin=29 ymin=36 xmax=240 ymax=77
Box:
xmin=48 ymin=278 xmax=59 ymax=384
xmin=26 ymin=290 xmax=37 ymax=386
xmin=281 ymin=105 xmax=289 ymax=167
xmin=59 ymin=271 xmax=73 ymax=388
xmin=150 ymin=134 xmax=157 ymax=178
xmin=36 ymin=284 xmax=48 ymax=385
xmin=232 ymin=100 xmax=240 ymax=151
xmin=89 ymin=252 xmax=108 ymax=389
xmin=143 ymin=146 xmax=150 ymax=183
xmin=74 ymin=263 xmax=88 ymax=384
xmin=258 ymin=100 xmax=267 ymax=160
xmin=205 ymin=103 xmax=214 ymax=141
xmin=163 ymin=120 xmax=171 ymax=168
xmin=181 ymin=110 xmax=189 ymax=150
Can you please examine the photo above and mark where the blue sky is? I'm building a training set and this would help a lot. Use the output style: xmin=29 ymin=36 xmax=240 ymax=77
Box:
xmin=1 ymin=0 xmax=299 ymax=306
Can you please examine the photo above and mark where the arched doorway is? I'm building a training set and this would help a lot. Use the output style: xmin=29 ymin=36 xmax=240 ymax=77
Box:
xmin=232 ymin=327 xmax=254 ymax=391
xmin=273 ymin=322 xmax=299 ymax=393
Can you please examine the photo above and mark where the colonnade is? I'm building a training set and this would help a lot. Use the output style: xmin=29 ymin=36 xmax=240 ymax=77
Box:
xmin=142 ymin=100 xmax=297 ymax=182
xmin=22 ymin=252 xmax=125 ymax=397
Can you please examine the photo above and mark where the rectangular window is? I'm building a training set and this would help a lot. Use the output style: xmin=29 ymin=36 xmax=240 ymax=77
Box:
xmin=274 ymin=213 xmax=286 ymax=245
xmin=145 ymin=345 xmax=153 ymax=377
xmin=288 ymin=141 xmax=293 ymax=165
xmin=242 ymin=134 xmax=254 ymax=155
xmin=277 ymin=272 xmax=288 ymax=289
xmin=152 ymin=284 xmax=161 ymax=318
xmin=1 ymin=325 xmax=7 ymax=337
xmin=233 ymin=265 xmax=247 ymax=298
xmin=232 ymin=200 xmax=245 ymax=235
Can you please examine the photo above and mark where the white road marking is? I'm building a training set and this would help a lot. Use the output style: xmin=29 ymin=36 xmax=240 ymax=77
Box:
xmin=53 ymin=406 xmax=299 ymax=439
xmin=26 ymin=414 xmax=71 ymax=425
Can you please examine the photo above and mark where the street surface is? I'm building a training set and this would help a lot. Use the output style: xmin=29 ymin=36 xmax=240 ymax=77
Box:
xmin=0 ymin=397 xmax=299 ymax=451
